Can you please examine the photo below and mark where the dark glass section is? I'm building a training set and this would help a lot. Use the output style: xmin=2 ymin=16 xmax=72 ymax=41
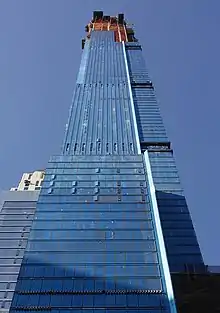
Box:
xmin=126 ymin=38 xmax=204 ymax=273
xmin=125 ymin=42 xmax=168 ymax=143
xmin=148 ymin=151 xmax=204 ymax=272
xmin=172 ymin=271 xmax=220 ymax=313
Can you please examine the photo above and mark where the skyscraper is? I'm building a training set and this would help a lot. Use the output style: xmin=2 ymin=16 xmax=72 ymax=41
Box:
xmin=9 ymin=11 xmax=205 ymax=313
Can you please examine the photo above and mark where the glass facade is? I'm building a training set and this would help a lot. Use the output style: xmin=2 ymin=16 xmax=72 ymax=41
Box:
xmin=9 ymin=11 xmax=204 ymax=313
xmin=148 ymin=152 xmax=204 ymax=272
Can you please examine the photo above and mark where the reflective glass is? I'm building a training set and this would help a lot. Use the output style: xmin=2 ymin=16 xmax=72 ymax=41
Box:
xmin=7 ymin=25 xmax=203 ymax=313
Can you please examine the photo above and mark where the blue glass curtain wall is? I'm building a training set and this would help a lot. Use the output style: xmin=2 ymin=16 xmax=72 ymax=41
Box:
xmin=149 ymin=151 xmax=204 ymax=272
xmin=10 ymin=155 xmax=175 ymax=312
xmin=125 ymin=41 xmax=204 ymax=272
xmin=9 ymin=29 xmax=179 ymax=312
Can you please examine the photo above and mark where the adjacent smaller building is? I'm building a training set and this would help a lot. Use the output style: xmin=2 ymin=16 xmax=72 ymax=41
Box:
xmin=0 ymin=170 xmax=44 ymax=312
xmin=10 ymin=170 xmax=45 ymax=191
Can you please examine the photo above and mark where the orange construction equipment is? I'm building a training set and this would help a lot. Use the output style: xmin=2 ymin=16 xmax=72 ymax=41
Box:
xmin=84 ymin=12 xmax=135 ymax=43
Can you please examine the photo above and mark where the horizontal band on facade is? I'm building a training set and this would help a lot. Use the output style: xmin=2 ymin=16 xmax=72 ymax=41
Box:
xmin=16 ymin=289 xmax=163 ymax=295
xmin=12 ymin=306 xmax=166 ymax=311
xmin=125 ymin=45 xmax=142 ymax=50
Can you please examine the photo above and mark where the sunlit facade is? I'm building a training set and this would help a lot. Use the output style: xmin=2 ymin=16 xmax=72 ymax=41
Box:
xmin=10 ymin=170 xmax=45 ymax=191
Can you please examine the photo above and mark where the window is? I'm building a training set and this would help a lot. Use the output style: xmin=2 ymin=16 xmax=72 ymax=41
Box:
xmin=3 ymin=201 xmax=36 ymax=208
xmin=35 ymin=181 xmax=39 ymax=186
xmin=28 ymin=174 xmax=32 ymax=179
xmin=35 ymin=187 xmax=40 ymax=190
xmin=24 ymin=187 xmax=28 ymax=190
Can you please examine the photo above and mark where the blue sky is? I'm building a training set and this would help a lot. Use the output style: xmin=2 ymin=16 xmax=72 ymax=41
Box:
xmin=0 ymin=0 xmax=220 ymax=265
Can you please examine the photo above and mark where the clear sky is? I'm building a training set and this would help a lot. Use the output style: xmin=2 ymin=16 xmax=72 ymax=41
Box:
xmin=0 ymin=0 xmax=219 ymax=265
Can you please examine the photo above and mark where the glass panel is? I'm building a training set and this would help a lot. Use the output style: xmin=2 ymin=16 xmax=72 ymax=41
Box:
xmin=3 ymin=202 xmax=36 ymax=208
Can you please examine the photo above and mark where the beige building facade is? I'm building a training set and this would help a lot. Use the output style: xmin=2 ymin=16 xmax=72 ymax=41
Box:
xmin=10 ymin=170 xmax=45 ymax=191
